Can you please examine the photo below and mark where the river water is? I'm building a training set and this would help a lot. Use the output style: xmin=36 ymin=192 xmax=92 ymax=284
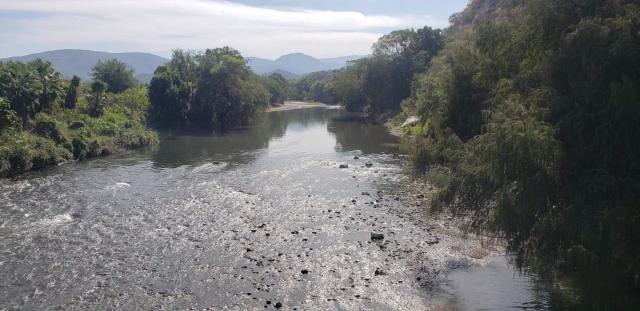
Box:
xmin=0 ymin=106 xmax=551 ymax=310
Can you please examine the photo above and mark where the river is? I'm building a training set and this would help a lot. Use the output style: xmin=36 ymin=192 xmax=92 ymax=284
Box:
xmin=0 ymin=106 xmax=552 ymax=310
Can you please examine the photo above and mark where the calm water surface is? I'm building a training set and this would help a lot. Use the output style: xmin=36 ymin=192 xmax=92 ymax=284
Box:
xmin=0 ymin=107 xmax=551 ymax=310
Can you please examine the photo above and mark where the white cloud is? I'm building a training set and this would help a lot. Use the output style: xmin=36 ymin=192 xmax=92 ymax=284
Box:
xmin=0 ymin=0 xmax=448 ymax=58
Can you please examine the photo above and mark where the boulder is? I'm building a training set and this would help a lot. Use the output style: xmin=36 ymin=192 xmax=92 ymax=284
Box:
xmin=339 ymin=164 xmax=349 ymax=169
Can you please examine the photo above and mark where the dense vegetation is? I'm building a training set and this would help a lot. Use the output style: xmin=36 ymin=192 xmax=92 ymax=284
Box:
xmin=0 ymin=47 xmax=287 ymax=176
xmin=288 ymin=70 xmax=341 ymax=104
xmin=293 ymin=0 xmax=639 ymax=308
xmin=418 ymin=1 xmax=639 ymax=309
xmin=148 ymin=48 xmax=283 ymax=132
xmin=288 ymin=26 xmax=445 ymax=115
xmin=0 ymin=58 xmax=158 ymax=177
xmin=91 ymin=59 xmax=139 ymax=94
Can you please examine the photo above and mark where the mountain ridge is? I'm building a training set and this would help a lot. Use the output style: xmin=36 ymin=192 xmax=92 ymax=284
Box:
xmin=247 ymin=53 xmax=366 ymax=76
xmin=1 ymin=49 xmax=366 ymax=83
xmin=0 ymin=49 xmax=168 ymax=83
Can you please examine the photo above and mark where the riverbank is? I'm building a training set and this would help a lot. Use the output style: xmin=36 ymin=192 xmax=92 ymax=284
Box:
xmin=267 ymin=101 xmax=324 ymax=112
xmin=0 ymin=110 xmax=158 ymax=178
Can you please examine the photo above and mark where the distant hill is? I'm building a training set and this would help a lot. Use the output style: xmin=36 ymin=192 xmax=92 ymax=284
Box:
xmin=320 ymin=55 xmax=367 ymax=66
xmin=247 ymin=53 xmax=366 ymax=76
xmin=1 ymin=49 xmax=364 ymax=83
xmin=135 ymin=73 xmax=155 ymax=85
xmin=264 ymin=69 xmax=301 ymax=80
xmin=0 ymin=49 xmax=168 ymax=83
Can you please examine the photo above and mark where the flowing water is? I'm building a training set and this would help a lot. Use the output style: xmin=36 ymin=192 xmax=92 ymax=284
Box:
xmin=0 ymin=106 xmax=552 ymax=310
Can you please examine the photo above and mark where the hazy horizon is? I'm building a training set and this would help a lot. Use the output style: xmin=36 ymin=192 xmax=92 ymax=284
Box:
xmin=0 ymin=0 xmax=467 ymax=59
xmin=0 ymin=49 xmax=369 ymax=62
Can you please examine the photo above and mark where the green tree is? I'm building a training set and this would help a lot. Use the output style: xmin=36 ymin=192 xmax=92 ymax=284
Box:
xmin=328 ymin=27 xmax=444 ymax=115
xmin=28 ymin=58 xmax=63 ymax=113
xmin=0 ymin=61 xmax=42 ymax=126
xmin=169 ymin=49 xmax=198 ymax=83
xmin=91 ymin=59 xmax=138 ymax=94
xmin=193 ymin=48 xmax=268 ymax=129
xmin=0 ymin=97 xmax=20 ymax=131
xmin=148 ymin=67 xmax=192 ymax=130
xmin=148 ymin=47 xmax=270 ymax=132
xmin=260 ymin=73 xmax=288 ymax=105
xmin=88 ymin=80 xmax=107 ymax=117
xmin=64 ymin=75 xmax=81 ymax=109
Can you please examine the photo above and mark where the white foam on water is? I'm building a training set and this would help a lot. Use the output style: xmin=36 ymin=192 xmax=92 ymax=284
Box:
xmin=32 ymin=213 xmax=73 ymax=228
xmin=105 ymin=182 xmax=131 ymax=190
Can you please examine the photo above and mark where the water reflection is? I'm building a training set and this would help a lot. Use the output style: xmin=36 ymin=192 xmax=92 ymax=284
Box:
xmin=328 ymin=116 xmax=400 ymax=154
xmin=446 ymin=256 xmax=553 ymax=310
xmin=151 ymin=107 xmax=399 ymax=168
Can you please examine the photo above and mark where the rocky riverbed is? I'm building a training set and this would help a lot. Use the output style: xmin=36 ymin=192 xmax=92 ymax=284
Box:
xmin=0 ymin=107 xmax=545 ymax=310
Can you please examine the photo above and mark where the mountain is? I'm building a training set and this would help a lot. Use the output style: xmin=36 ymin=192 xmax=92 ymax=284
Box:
xmin=320 ymin=55 xmax=366 ymax=65
xmin=1 ymin=49 xmax=364 ymax=82
xmin=247 ymin=53 xmax=366 ymax=76
xmin=135 ymin=73 xmax=155 ymax=85
xmin=0 ymin=49 xmax=168 ymax=83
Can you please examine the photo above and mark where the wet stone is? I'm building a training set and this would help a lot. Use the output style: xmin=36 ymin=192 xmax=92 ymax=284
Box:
xmin=371 ymin=232 xmax=385 ymax=241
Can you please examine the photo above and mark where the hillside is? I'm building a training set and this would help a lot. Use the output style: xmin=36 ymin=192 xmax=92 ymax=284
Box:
xmin=0 ymin=49 xmax=168 ymax=83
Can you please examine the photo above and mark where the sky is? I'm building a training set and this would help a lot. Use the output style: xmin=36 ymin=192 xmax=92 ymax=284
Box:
xmin=0 ymin=0 xmax=468 ymax=59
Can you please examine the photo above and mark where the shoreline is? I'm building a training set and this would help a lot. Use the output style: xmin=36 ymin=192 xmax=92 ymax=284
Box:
xmin=0 ymin=132 xmax=158 ymax=179
xmin=267 ymin=101 xmax=325 ymax=112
